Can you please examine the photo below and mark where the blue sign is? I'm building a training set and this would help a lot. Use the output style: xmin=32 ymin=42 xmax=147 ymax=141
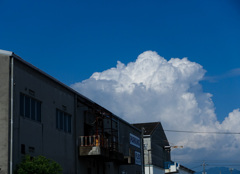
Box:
xmin=130 ymin=133 xmax=140 ymax=148
xmin=135 ymin=151 xmax=141 ymax=165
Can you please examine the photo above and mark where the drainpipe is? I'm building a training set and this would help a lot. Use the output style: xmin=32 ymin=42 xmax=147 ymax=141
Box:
xmin=141 ymin=127 xmax=145 ymax=174
xmin=74 ymin=94 xmax=78 ymax=173
xmin=10 ymin=56 xmax=14 ymax=174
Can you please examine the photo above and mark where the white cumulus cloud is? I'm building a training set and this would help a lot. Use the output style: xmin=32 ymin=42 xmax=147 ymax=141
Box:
xmin=71 ymin=51 xmax=240 ymax=166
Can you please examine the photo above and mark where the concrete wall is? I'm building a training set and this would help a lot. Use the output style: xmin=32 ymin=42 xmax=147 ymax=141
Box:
xmin=151 ymin=123 xmax=170 ymax=168
xmin=119 ymin=120 xmax=141 ymax=157
xmin=118 ymin=121 xmax=142 ymax=173
xmin=143 ymin=137 xmax=151 ymax=165
xmin=0 ymin=54 xmax=143 ymax=174
xmin=12 ymin=59 xmax=76 ymax=173
xmin=0 ymin=54 xmax=10 ymax=174
xmin=144 ymin=165 xmax=165 ymax=174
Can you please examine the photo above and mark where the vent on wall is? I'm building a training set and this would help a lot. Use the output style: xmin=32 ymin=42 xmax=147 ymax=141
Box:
xmin=28 ymin=89 xmax=35 ymax=96
xmin=29 ymin=146 xmax=35 ymax=153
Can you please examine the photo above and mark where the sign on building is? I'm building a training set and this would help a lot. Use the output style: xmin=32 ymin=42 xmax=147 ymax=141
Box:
xmin=130 ymin=133 xmax=140 ymax=148
xmin=135 ymin=151 xmax=141 ymax=165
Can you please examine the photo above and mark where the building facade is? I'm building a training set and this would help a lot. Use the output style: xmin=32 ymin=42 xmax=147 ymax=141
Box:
xmin=133 ymin=122 xmax=171 ymax=174
xmin=133 ymin=122 xmax=195 ymax=174
xmin=0 ymin=50 xmax=142 ymax=174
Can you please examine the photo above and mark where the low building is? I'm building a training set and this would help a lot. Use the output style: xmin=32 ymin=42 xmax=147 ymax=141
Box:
xmin=133 ymin=122 xmax=171 ymax=174
xmin=133 ymin=122 xmax=195 ymax=174
xmin=0 ymin=50 xmax=142 ymax=174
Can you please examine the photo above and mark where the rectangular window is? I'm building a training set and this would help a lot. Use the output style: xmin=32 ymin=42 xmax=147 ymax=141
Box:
xmin=67 ymin=116 xmax=71 ymax=133
xmin=21 ymin=144 xmax=25 ymax=154
xmin=20 ymin=94 xmax=24 ymax=116
xmin=64 ymin=114 xmax=67 ymax=132
xmin=36 ymin=102 xmax=41 ymax=122
xmin=25 ymin=96 xmax=30 ymax=118
xmin=20 ymin=93 xmax=41 ymax=122
xmin=60 ymin=111 xmax=63 ymax=130
xmin=31 ymin=99 xmax=36 ymax=121
xmin=56 ymin=109 xmax=71 ymax=133
xmin=56 ymin=110 xmax=59 ymax=129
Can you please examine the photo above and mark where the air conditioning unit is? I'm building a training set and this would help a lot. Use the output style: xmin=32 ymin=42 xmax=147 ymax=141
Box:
xmin=165 ymin=161 xmax=180 ymax=173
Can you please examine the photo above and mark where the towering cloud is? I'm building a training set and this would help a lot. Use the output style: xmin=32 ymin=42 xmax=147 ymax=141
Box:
xmin=71 ymin=51 xmax=240 ymax=165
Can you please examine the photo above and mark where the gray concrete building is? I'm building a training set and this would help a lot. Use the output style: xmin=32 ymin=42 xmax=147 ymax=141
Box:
xmin=0 ymin=50 xmax=142 ymax=174
xmin=133 ymin=122 xmax=195 ymax=174
xmin=133 ymin=122 xmax=171 ymax=174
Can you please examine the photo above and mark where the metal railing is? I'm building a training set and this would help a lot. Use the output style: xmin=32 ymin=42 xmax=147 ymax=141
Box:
xmin=79 ymin=135 xmax=108 ymax=148
xmin=79 ymin=135 xmax=119 ymax=152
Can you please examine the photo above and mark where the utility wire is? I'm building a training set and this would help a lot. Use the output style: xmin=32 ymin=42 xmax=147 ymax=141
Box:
xmin=173 ymin=160 xmax=240 ymax=168
xmin=164 ymin=129 xmax=240 ymax=134
xmin=174 ymin=160 xmax=240 ymax=163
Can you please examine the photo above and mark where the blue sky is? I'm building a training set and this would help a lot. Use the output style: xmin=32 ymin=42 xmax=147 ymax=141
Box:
xmin=1 ymin=0 xmax=240 ymax=170
xmin=1 ymin=0 xmax=239 ymax=121
xmin=1 ymin=1 xmax=240 ymax=120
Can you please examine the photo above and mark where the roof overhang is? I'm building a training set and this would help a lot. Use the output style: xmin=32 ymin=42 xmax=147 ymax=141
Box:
xmin=0 ymin=49 xmax=13 ymax=56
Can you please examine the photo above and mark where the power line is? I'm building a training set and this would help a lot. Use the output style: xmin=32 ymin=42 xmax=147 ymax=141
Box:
xmin=176 ymin=161 xmax=240 ymax=164
xmin=174 ymin=161 xmax=240 ymax=167
xmin=173 ymin=160 xmax=240 ymax=164
xmin=174 ymin=161 xmax=240 ymax=171
xmin=207 ymin=164 xmax=240 ymax=167
xmin=164 ymin=129 xmax=240 ymax=134
xmin=173 ymin=159 xmax=240 ymax=163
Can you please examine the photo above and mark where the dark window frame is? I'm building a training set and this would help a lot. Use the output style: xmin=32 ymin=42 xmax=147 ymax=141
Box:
xmin=56 ymin=109 xmax=71 ymax=133
xmin=20 ymin=93 xmax=41 ymax=123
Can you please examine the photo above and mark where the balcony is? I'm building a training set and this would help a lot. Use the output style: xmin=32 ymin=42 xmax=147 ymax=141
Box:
xmin=79 ymin=135 xmax=124 ymax=161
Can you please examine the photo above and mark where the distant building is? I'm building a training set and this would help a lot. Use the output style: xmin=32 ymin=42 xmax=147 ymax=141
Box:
xmin=133 ymin=122 xmax=195 ymax=174
xmin=133 ymin=122 xmax=170 ymax=174
xmin=0 ymin=50 xmax=142 ymax=174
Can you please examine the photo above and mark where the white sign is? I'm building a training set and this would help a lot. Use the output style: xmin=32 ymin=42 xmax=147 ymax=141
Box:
xmin=130 ymin=133 xmax=140 ymax=148
xmin=135 ymin=151 xmax=141 ymax=165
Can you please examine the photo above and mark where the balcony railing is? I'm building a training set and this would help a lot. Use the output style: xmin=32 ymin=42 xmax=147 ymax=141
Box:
xmin=79 ymin=135 xmax=109 ymax=148
xmin=79 ymin=135 xmax=123 ymax=161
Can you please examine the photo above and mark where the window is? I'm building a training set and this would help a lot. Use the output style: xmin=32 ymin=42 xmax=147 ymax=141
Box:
xmin=56 ymin=109 xmax=71 ymax=133
xmin=21 ymin=144 xmax=25 ymax=154
xmin=20 ymin=93 xmax=41 ymax=122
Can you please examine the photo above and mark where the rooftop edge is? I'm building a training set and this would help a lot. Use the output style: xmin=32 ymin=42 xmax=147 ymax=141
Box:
xmin=0 ymin=49 xmax=13 ymax=56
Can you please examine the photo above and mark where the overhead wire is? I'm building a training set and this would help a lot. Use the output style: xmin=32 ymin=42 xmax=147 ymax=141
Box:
xmin=161 ymin=129 xmax=240 ymax=170
xmin=164 ymin=129 xmax=240 ymax=134
xmin=173 ymin=160 xmax=240 ymax=171
xmin=172 ymin=159 xmax=240 ymax=168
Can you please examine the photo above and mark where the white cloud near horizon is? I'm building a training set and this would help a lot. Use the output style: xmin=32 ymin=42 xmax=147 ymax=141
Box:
xmin=71 ymin=51 xmax=240 ymax=164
